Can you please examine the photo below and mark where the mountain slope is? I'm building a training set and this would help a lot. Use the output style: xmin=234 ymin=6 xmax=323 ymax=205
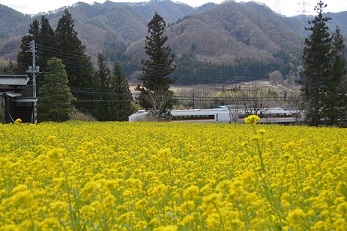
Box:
xmin=126 ymin=1 xmax=303 ymax=64
xmin=0 ymin=0 xmax=346 ymax=82
xmin=0 ymin=4 xmax=30 ymax=38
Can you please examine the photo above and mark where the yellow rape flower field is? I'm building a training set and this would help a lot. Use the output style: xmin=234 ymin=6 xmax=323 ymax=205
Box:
xmin=0 ymin=119 xmax=347 ymax=230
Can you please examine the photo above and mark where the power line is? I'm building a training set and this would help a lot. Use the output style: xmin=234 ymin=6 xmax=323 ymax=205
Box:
xmin=297 ymin=0 xmax=309 ymax=37
xmin=275 ymin=0 xmax=281 ymax=15
xmin=26 ymin=40 xmax=39 ymax=124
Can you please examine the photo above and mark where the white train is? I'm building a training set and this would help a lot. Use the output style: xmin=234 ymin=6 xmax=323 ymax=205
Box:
xmin=129 ymin=107 xmax=303 ymax=124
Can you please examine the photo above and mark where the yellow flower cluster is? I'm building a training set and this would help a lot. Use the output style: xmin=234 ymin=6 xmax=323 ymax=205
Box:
xmin=244 ymin=114 xmax=260 ymax=124
xmin=14 ymin=118 xmax=22 ymax=125
xmin=0 ymin=121 xmax=346 ymax=230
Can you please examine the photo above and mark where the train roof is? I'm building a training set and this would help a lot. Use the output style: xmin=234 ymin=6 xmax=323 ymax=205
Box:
xmin=171 ymin=108 xmax=229 ymax=116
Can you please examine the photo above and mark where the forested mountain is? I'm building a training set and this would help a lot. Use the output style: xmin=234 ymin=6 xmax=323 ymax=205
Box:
xmin=0 ymin=0 xmax=346 ymax=84
xmin=0 ymin=5 xmax=30 ymax=37
xmin=293 ymin=12 xmax=347 ymax=38
xmin=0 ymin=5 xmax=32 ymax=59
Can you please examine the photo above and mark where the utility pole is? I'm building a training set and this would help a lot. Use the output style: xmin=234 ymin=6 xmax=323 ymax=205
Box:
xmin=27 ymin=40 xmax=40 ymax=124
xmin=275 ymin=0 xmax=281 ymax=15
xmin=297 ymin=0 xmax=309 ymax=37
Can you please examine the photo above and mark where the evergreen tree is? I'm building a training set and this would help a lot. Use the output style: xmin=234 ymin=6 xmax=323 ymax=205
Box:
xmin=112 ymin=62 xmax=135 ymax=121
xmin=95 ymin=53 xmax=112 ymax=91
xmin=94 ymin=53 xmax=112 ymax=121
xmin=55 ymin=9 xmax=94 ymax=90
xmin=16 ymin=19 xmax=40 ymax=74
xmin=301 ymin=1 xmax=333 ymax=126
xmin=94 ymin=55 xmax=134 ymax=121
xmin=37 ymin=57 xmax=76 ymax=122
xmin=37 ymin=16 xmax=56 ymax=76
xmin=322 ymin=26 xmax=347 ymax=125
xmin=17 ymin=16 xmax=55 ymax=86
xmin=55 ymin=9 xmax=95 ymax=115
xmin=136 ymin=12 xmax=176 ymax=120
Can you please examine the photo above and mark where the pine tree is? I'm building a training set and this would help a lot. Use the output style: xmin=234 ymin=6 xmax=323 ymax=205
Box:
xmin=136 ymin=12 xmax=176 ymax=121
xmin=322 ymin=26 xmax=347 ymax=125
xmin=301 ymin=1 xmax=333 ymax=126
xmin=37 ymin=58 xmax=76 ymax=122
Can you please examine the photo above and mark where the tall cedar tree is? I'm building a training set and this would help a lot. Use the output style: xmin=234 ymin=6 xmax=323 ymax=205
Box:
xmin=322 ymin=26 xmax=347 ymax=125
xmin=302 ymin=1 xmax=333 ymax=126
xmin=55 ymin=10 xmax=96 ymax=116
xmin=96 ymin=53 xmax=112 ymax=91
xmin=37 ymin=16 xmax=56 ymax=80
xmin=94 ymin=53 xmax=112 ymax=121
xmin=95 ymin=55 xmax=134 ymax=121
xmin=112 ymin=61 xmax=135 ymax=121
xmin=136 ymin=12 xmax=176 ymax=120
xmin=37 ymin=58 xmax=76 ymax=122
xmin=16 ymin=19 xmax=40 ymax=74
xmin=16 ymin=16 xmax=55 ymax=90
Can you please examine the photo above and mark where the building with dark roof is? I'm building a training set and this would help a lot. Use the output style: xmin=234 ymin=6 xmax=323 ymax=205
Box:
xmin=0 ymin=75 xmax=37 ymax=123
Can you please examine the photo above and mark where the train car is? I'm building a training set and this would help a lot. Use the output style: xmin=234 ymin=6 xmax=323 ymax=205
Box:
xmin=170 ymin=108 xmax=230 ymax=122
xmin=259 ymin=107 xmax=303 ymax=124
xmin=128 ymin=107 xmax=303 ymax=124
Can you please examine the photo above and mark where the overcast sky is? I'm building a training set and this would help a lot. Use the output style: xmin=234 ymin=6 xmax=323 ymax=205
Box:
xmin=0 ymin=0 xmax=346 ymax=17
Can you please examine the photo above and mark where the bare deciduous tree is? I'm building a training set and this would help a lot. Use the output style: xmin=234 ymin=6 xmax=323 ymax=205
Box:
xmin=140 ymin=88 xmax=173 ymax=121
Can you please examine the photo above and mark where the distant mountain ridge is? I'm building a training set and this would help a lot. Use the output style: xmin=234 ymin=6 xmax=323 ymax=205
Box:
xmin=0 ymin=0 xmax=346 ymax=84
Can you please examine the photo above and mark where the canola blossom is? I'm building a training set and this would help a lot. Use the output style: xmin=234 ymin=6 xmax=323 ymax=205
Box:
xmin=243 ymin=114 xmax=260 ymax=125
xmin=0 ymin=120 xmax=347 ymax=230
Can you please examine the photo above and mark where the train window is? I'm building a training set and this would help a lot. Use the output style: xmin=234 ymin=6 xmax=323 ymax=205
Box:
xmin=172 ymin=114 xmax=215 ymax=120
